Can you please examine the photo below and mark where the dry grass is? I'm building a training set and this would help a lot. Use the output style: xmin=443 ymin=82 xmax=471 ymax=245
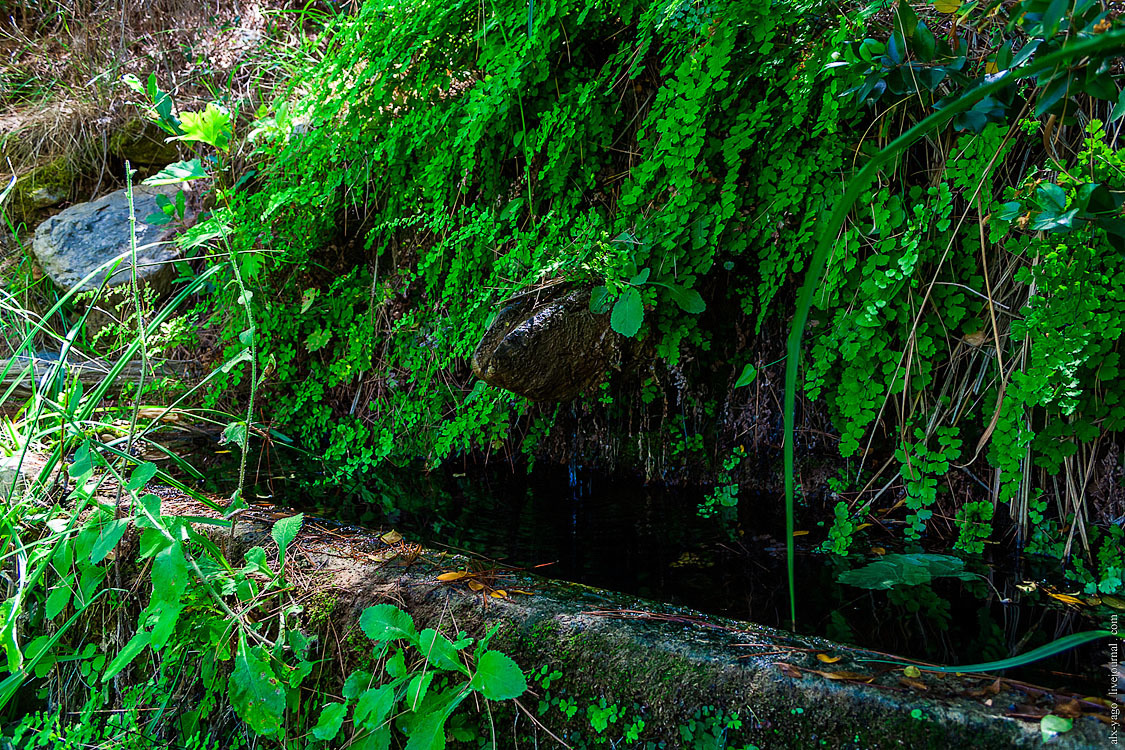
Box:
xmin=0 ymin=0 xmax=328 ymax=204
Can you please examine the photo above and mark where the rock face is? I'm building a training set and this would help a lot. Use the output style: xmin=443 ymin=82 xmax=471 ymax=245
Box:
xmin=471 ymin=286 xmax=619 ymax=401
xmin=107 ymin=119 xmax=179 ymax=170
xmin=31 ymin=185 xmax=181 ymax=297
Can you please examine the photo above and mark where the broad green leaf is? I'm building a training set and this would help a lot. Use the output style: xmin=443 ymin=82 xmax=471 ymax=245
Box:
xmin=1041 ymin=714 xmax=1073 ymax=739
xmin=406 ymin=672 xmax=434 ymax=709
xmin=121 ymin=73 xmax=145 ymax=95
xmin=1040 ymin=0 xmax=1068 ymax=35
xmin=734 ymin=364 xmax=757 ymax=388
xmin=68 ymin=441 xmax=94 ymax=485
xmin=610 ymin=287 xmax=644 ymax=338
xmin=629 ymin=268 xmax=650 ymax=285
xmin=311 ymin=701 xmax=348 ymax=741
xmin=77 ymin=566 xmax=107 ymax=605
xmin=305 ymin=328 xmax=331 ymax=352
xmin=354 ymin=684 xmax=395 ymax=729
xmin=402 ymin=689 xmax=470 ymax=750
xmin=45 ymin=578 xmax=73 ymax=620
xmin=419 ymin=629 xmax=467 ymax=674
xmin=1038 ymin=183 xmax=1067 ymax=213
xmin=139 ymin=529 xmax=172 ymax=559
xmin=403 ymin=709 xmax=449 ymax=750
xmin=0 ymin=599 xmax=21 ymax=672
xmin=271 ymin=513 xmax=303 ymax=552
xmin=169 ymin=103 xmax=232 ymax=151
xmin=229 ymin=640 xmax=285 ymax=735
xmin=126 ymin=462 xmax=158 ymax=491
xmin=289 ymin=659 xmax=314 ymax=689
xmin=355 ymin=726 xmax=392 ymax=750
xmin=300 ymin=288 xmax=319 ymax=314
xmin=1035 ymin=73 xmax=1071 ymax=117
xmin=360 ymin=604 xmax=417 ymax=644
xmin=589 ymin=285 xmax=611 ymax=314
xmin=152 ymin=541 xmax=190 ymax=604
xmin=243 ymin=546 xmax=272 ymax=576
xmin=149 ymin=601 xmax=184 ymax=650
xmin=136 ymin=493 xmax=162 ymax=527
xmin=102 ymin=630 xmax=150 ymax=680
xmin=912 ymin=20 xmax=935 ymax=61
xmin=141 ymin=159 xmax=208 ymax=186
xmin=386 ymin=650 xmax=407 ymax=678
xmin=470 ymin=650 xmax=526 ymax=700
xmin=90 ymin=518 xmax=129 ymax=564
xmin=343 ymin=669 xmax=373 ymax=701
xmin=1111 ymin=88 xmax=1125 ymax=122
xmin=668 ymin=285 xmax=705 ymax=314
xmin=220 ymin=421 xmax=248 ymax=449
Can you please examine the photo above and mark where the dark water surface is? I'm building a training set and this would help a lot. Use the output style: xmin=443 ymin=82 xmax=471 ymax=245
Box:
xmin=212 ymin=455 xmax=1114 ymax=696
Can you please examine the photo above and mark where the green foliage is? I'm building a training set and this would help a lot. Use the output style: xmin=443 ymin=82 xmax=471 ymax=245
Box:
xmin=0 ymin=183 xmax=525 ymax=749
xmin=317 ymin=605 xmax=526 ymax=748
xmin=783 ymin=1 xmax=1125 ymax=612
xmin=198 ymin=0 xmax=855 ymax=484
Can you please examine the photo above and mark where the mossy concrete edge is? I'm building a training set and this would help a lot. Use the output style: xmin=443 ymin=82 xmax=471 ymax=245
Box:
xmin=226 ymin=516 xmax=1112 ymax=749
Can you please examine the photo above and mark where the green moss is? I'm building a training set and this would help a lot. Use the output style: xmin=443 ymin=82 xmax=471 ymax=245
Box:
xmin=302 ymin=590 xmax=339 ymax=626
xmin=6 ymin=156 xmax=74 ymax=228
xmin=107 ymin=118 xmax=178 ymax=169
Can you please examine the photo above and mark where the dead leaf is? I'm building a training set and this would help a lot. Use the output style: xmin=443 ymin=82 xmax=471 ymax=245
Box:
xmin=467 ymin=580 xmax=485 ymax=591
xmin=490 ymin=590 xmax=508 ymax=598
xmin=963 ymin=330 xmax=988 ymax=347
xmin=792 ymin=530 xmax=809 ymax=537
xmin=899 ymin=677 xmax=928 ymax=691
xmin=775 ymin=663 xmax=803 ymax=679
xmin=137 ymin=407 xmax=181 ymax=423
xmin=437 ymin=571 xmax=471 ymax=582
xmin=1101 ymin=595 xmax=1125 ymax=610
xmin=1047 ymin=591 xmax=1084 ymax=607
xmin=1082 ymin=696 xmax=1118 ymax=709
xmin=509 ymin=589 xmax=534 ymax=596
xmin=854 ymin=523 xmax=872 ymax=531
xmin=380 ymin=530 xmax=403 ymax=545
xmin=870 ymin=547 xmax=887 ymax=555
xmin=1053 ymin=699 xmax=1083 ymax=718
xmin=903 ymin=665 xmax=922 ymax=678
xmin=933 ymin=0 xmax=961 ymax=11
xmin=816 ymin=654 xmax=843 ymax=664
xmin=811 ymin=670 xmax=875 ymax=683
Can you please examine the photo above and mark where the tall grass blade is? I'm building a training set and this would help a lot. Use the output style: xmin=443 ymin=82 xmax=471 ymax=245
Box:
xmin=858 ymin=630 xmax=1116 ymax=673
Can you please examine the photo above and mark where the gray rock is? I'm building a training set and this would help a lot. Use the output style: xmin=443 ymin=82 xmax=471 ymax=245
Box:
xmin=31 ymin=185 xmax=182 ymax=296
xmin=471 ymin=285 xmax=619 ymax=401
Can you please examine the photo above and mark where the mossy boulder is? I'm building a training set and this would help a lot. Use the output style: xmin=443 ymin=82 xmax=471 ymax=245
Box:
xmin=4 ymin=156 xmax=75 ymax=229
xmin=107 ymin=119 xmax=179 ymax=170
xmin=471 ymin=286 xmax=621 ymax=401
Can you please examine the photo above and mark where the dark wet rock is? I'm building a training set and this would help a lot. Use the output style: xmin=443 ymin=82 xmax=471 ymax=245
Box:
xmin=31 ymin=184 xmax=182 ymax=297
xmin=471 ymin=285 xmax=619 ymax=401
